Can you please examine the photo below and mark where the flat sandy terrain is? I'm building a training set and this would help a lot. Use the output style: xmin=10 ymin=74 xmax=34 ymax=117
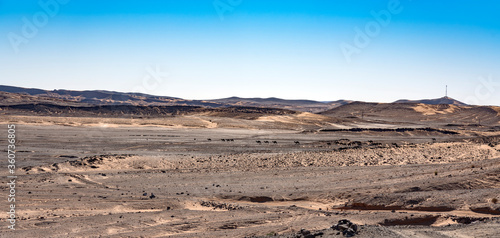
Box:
xmin=1 ymin=116 xmax=499 ymax=237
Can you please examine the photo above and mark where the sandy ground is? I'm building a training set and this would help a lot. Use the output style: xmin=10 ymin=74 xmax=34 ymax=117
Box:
xmin=1 ymin=118 xmax=499 ymax=237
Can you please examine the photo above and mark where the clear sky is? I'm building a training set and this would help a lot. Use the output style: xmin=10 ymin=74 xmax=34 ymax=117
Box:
xmin=1 ymin=0 xmax=499 ymax=105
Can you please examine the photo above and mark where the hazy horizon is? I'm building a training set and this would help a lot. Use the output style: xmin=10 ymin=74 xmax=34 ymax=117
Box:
xmin=1 ymin=1 xmax=499 ymax=105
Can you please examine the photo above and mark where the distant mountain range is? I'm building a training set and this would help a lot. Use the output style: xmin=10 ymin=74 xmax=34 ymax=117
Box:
xmin=1 ymin=85 xmax=499 ymax=127
xmin=0 ymin=85 xmax=351 ymax=112
xmin=210 ymin=97 xmax=352 ymax=113
xmin=0 ymin=85 xmax=476 ymax=113
xmin=0 ymin=85 xmax=223 ymax=108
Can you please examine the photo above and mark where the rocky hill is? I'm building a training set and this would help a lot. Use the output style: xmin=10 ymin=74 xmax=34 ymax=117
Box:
xmin=394 ymin=96 xmax=467 ymax=106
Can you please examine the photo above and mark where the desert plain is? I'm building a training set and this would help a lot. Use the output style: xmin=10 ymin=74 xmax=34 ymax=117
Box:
xmin=0 ymin=92 xmax=500 ymax=238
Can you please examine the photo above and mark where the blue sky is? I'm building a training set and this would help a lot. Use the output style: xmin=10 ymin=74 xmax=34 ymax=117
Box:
xmin=1 ymin=0 xmax=499 ymax=105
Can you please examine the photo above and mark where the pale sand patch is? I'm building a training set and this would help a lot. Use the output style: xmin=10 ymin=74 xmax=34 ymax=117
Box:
xmin=413 ymin=104 xmax=464 ymax=115
xmin=256 ymin=113 xmax=330 ymax=126
xmin=296 ymin=112 xmax=330 ymax=120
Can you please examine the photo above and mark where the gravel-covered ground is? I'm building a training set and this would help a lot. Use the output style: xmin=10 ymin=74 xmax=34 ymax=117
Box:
xmin=1 ymin=121 xmax=499 ymax=237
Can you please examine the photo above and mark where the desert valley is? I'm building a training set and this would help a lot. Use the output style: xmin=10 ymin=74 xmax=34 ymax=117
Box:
xmin=0 ymin=85 xmax=499 ymax=237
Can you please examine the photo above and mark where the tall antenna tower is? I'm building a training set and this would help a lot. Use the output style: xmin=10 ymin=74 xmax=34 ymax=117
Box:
xmin=445 ymin=85 xmax=448 ymax=97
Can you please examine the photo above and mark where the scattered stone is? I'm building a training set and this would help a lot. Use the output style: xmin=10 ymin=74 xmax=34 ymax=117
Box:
xmin=200 ymin=201 xmax=242 ymax=211
xmin=300 ymin=228 xmax=311 ymax=235
xmin=332 ymin=219 xmax=358 ymax=237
